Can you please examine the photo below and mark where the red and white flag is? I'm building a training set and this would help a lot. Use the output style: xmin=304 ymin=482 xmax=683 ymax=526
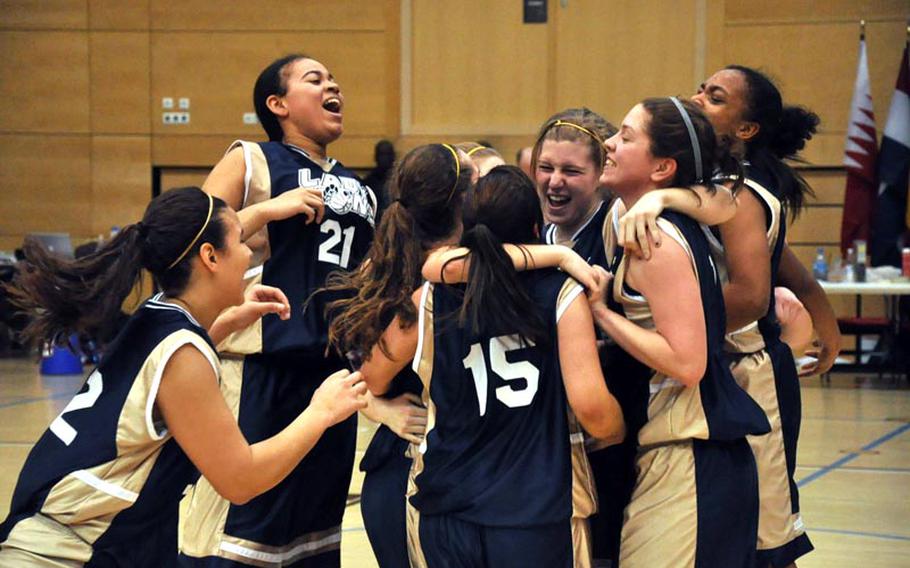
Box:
xmin=840 ymin=33 xmax=878 ymax=257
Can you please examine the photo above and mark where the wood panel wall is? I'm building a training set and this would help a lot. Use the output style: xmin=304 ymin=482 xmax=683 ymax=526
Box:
xmin=0 ymin=0 xmax=399 ymax=250
xmin=721 ymin=0 xmax=908 ymax=319
xmin=2 ymin=0 xmax=909 ymax=324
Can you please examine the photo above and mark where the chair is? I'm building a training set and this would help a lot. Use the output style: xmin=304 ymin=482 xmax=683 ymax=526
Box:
xmin=836 ymin=316 xmax=891 ymax=376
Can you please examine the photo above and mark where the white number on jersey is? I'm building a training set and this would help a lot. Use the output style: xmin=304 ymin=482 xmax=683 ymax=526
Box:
xmin=462 ymin=335 xmax=539 ymax=416
xmin=50 ymin=370 xmax=103 ymax=446
xmin=318 ymin=219 xmax=356 ymax=268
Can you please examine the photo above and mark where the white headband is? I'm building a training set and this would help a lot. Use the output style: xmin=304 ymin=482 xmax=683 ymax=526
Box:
xmin=668 ymin=97 xmax=703 ymax=182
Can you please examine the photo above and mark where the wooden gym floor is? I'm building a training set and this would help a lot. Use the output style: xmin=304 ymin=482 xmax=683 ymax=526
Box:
xmin=0 ymin=358 xmax=907 ymax=567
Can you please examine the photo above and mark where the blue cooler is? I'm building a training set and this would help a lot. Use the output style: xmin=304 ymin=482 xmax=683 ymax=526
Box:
xmin=40 ymin=340 xmax=83 ymax=375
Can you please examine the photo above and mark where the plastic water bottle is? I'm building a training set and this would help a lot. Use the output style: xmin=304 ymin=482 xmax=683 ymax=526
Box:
xmin=812 ymin=247 xmax=828 ymax=281
xmin=853 ymin=240 xmax=867 ymax=282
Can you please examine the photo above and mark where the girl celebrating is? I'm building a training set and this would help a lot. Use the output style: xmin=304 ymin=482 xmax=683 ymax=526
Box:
xmin=0 ymin=187 xmax=366 ymax=567
xmin=692 ymin=65 xmax=840 ymax=567
xmin=427 ymin=107 xmax=739 ymax=567
xmin=361 ymin=165 xmax=624 ymax=568
xmin=592 ymin=98 xmax=770 ymax=568
xmin=178 ymin=54 xmax=379 ymax=567
xmin=323 ymin=143 xmax=475 ymax=568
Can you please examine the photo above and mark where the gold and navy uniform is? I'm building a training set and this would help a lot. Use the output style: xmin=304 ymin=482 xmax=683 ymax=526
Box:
xmin=178 ymin=141 xmax=375 ymax=568
xmin=407 ymin=270 xmax=584 ymax=568
xmin=543 ymin=200 xmax=649 ymax=567
xmin=0 ymin=295 xmax=218 ymax=567
xmin=218 ymin=140 xmax=376 ymax=357
xmin=603 ymin=203 xmax=770 ymax=568
xmin=359 ymin=368 xmax=422 ymax=568
xmin=703 ymin=166 xmax=814 ymax=567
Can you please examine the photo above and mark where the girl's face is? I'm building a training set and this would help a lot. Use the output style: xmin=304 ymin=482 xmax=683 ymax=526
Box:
xmin=279 ymin=58 xmax=344 ymax=145
xmin=691 ymin=69 xmax=750 ymax=143
xmin=602 ymin=104 xmax=662 ymax=196
xmin=535 ymin=139 xmax=602 ymax=233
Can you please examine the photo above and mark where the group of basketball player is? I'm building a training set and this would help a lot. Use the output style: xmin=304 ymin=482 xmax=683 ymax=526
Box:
xmin=0 ymin=52 xmax=840 ymax=568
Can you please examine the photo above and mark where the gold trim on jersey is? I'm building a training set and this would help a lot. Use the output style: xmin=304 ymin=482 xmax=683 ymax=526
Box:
xmin=212 ymin=140 xmax=275 ymax=357
xmin=555 ymin=276 xmax=599 ymax=537
xmin=619 ymin=441 xmax=697 ymax=568
xmin=216 ymin=271 xmax=264 ymax=356
xmin=178 ymin=356 xmax=245 ymax=558
xmin=556 ymin=278 xmax=585 ymax=324
xmin=572 ymin=516 xmax=593 ymax=568
xmin=231 ymin=140 xmax=272 ymax=269
xmin=703 ymin=177 xmax=783 ymax=354
xmin=730 ymin=351 xmax=806 ymax=550
xmin=406 ymin=282 xmax=435 ymax=568
xmin=606 ymin=203 xmax=712 ymax=446
xmin=216 ymin=526 xmax=341 ymax=567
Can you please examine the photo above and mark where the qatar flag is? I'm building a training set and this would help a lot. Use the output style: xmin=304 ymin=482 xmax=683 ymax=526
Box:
xmin=871 ymin=42 xmax=910 ymax=266
xmin=840 ymin=35 xmax=877 ymax=257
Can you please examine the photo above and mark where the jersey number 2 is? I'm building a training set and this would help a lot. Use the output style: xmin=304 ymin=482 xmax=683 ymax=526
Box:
xmin=318 ymin=219 xmax=356 ymax=268
xmin=462 ymin=335 xmax=539 ymax=416
xmin=50 ymin=370 xmax=103 ymax=446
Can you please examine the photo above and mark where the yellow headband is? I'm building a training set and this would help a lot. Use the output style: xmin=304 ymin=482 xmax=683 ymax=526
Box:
xmin=550 ymin=120 xmax=604 ymax=145
xmin=466 ymin=145 xmax=487 ymax=156
xmin=441 ymin=143 xmax=462 ymax=202
xmin=167 ymin=193 xmax=214 ymax=270
xmin=537 ymin=119 xmax=607 ymax=166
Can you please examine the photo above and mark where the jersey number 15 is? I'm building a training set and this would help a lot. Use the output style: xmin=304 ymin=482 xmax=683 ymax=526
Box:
xmin=462 ymin=335 xmax=539 ymax=416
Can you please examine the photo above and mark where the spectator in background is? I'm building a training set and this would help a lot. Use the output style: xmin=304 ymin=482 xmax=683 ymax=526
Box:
xmin=364 ymin=139 xmax=397 ymax=222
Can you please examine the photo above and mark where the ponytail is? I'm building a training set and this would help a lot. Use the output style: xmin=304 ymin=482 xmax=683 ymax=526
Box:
xmin=443 ymin=165 xmax=547 ymax=347
xmin=5 ymin=187 xmax=227 ymax=348
xmin=725 ymin=65 xmax=819 ymax=217
xmin=452 ymin=223 xmax=546 ymax=346
xmin=8 ymin=225 xmax=145 ymax=348
xmin=325 ymin=200 xmax=429 ymax=358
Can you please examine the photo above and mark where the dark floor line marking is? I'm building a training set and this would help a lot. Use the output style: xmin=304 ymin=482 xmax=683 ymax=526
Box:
xmin=0 ymin=391 xmax=75 ymax=410
xmin=797 ymin=464 xmax=910 ymax=474
xmin=808 ymin=527 xmax=910 ymax=542
xmin=797 ymin=422 xmax=910 ymax=488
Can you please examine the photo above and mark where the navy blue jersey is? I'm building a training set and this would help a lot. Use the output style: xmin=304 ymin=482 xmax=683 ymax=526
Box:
xmin=542 ymin=201 xmax=609 ymax=269
xmin=409 ymin=270 xmax=584 ymax=527
xmin=218 ymin=140 xmax=376 ymax=358
xmin=0 ymin=295 xmax=219 ymax=564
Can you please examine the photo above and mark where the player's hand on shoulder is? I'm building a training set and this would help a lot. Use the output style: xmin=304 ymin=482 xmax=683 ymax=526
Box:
xmin=618 ymin=192 xmax=664 ymax=260
xmin=268 ymin=187 xmax=326 ymax=224
xmin=556 ymin=246 xmax=598 ymax=291
xmin=311 ymin=370 xmax=369 ymax=428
